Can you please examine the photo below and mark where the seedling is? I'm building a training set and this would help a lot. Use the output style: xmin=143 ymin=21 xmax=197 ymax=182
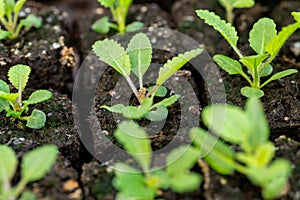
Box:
xmin=190 ymin=98 xmax=291 ymax=199
xmin=93 ymin=32 xmax=203 ymax=121
xmin=0 ymin=0 xmax=42 ymax=40
xmin=0 ymin=144 xmax=58 ymax=200
xmin=218 ymin=0 xmax=255 ymax=23
xmin=113 ymin=121 xmax=202 ymax=199
xmin=92 ymin=0 xmax=143 ymax=34
xmin=0 ymin=64 xmax=52 ymax=129
xmin=197 ymin=10 xmax=300 ymax=98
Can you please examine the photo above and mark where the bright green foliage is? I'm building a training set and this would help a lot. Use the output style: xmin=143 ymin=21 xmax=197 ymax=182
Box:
xmin=218 ymin=0 xmax=255 ymax=23
xmin=93 ymin=33 xmax=203 ymax=121
xmin=190 ymin=98 xmax=291 ymax=199
xmin=0 ymin=64 xmax=52 ymax=129
xmin=0 ymin=145 xmax=58 ymax=200
xmin=92 ymin=0 xmax=143 ymax=34
xmin=197 ymin=10 xmax=299 ymax=98
xmin=0 ymin=0 xmax=41 ymax=40
xmin=113 ymin=121 xmax=202 ymax=199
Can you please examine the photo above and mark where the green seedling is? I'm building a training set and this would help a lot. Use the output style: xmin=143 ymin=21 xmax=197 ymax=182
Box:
xmin=92 ymin=0 xmax=143 ymax=34
xmin=0 ymin=0 xmax=42 ymax=40
xmin=0 ymin=64 xmax=52 ymax=129
xmin=190 ymin=98 xmax=291 ymax=199
xmin=218 ymin=0 xmax=255 ymax=23
xmin=197 ymin=10 xmax=300 ymax=98
xmin=113 ymin=121 xmax=202 ymax=199
xmin=0 ymin=144 xmax=58 ymax=200
xmin=93 ymin=32 xmax=203 ymax=121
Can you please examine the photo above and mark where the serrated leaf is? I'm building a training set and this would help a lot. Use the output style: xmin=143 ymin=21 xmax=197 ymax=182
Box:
xmin=20 ymin=14 xmax=42 ymax=28
xmin=5 ymin=0 xmax=15 ymax=16
xmin=151 ymin=94 xmax=180 ymax=109
xmin=14 ymin=0 xmax=25 ymax=14
xmin=147 ymin=86 xmax=167 ymax=97
xmin=22 ymin=145 xmax=58 ymax=182
xmin=145 ymin=105 xmax=168 ymax=121
xmin=166 ymin=145 xmax=199 ymax=175
xmin=261 ymin=69 xmax=298 ymax=88
xmin=25 ymin=109 xmax=46 ymax=129
xmin=240 ymin=54 xmax=269 ymax=74
xmin=23 ymin=90 xmax=52 ymax=105
xmin=92 ymin=16 xmax=110 ymax=34
xmin=126 ymin=21 xmax=144 ymax=32
xmin=214 ymin=54 xmax=243 ymax=75
xmin=114 ymin=121 xmax=151 ymax=171
xmin=93 ymin=39 xmax=131 ymax=76
xmin=169 ymin=172 xmax=201 ymax=193
xmin=0 ymin=91 xmax=19 ymax=102
xmin=126 ymin=33 xmax=152 ymax=78
xmin=0 ymin=145 xmax=17 ymax=183
xmin=98 ymin=0 xmax=115 ymax=8
xmin=8 ymin=64 xmax=31 ymax=90
xmin=196 ymin=9 xmax=238 ymax=49
xmin=249 ymin=18 xmax=277 ymax=54
xmin=190 ymin=128 xmax=235 ymax=174
xmin=241 ymin=87 xmax=264 ymax=98
xmin=0 ymin=30 xmax=11 ymax=40
xmin=232 ymin=0 xmax=255 ymax=8
xmin=0 ymin=0 xmax=5 ymax=18
xmin=156 ymin=48 xmax=203 ymax=85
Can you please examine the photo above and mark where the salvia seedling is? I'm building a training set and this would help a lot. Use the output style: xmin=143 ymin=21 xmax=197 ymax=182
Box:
xmin=197 ymin=10 xmax=300 ymax=98
xmin=0 ymin=144 xmax=58 ymax=200
xmin=113 ymin=120 xmax=202 ymax=199
xmin=0 ymin=64 xmax=52 ymax=129
xmin=0 ymin=0 xmax=42 ymax=40
xmin=190 ymin=98 xmax=291 ymax=199
xmin=218 ymin=0 xmax=255 ymax=23
xmin=93 ymin=32 xmax=203 ymax=121
xmin=92 ymin=0 xmax=144 ymax=34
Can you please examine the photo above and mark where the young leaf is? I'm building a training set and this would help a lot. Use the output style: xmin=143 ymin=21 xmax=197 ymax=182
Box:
xmin=98 ymin=0 xmax=115 ymax=8
xmin=196 ymin=9 xmax=239 ymax=50
xmin=92 ymin=16 xmax=110 ymax=34
xmin=156 ymin=48 xmax=203 ymax=86
xmin=145 ymin=105 xmax=168 ymax=121
xmin=21 ymin=14 xmax=42 ymax=28
xmin=8 ymin=64 xmax=31 ymax=90
xmin=240 ymin=54 xmax=269 ymax=73
xmin=241 ymin=87 xmax=264 ymax=98
xmin=0 ymin=91 xmax=19 ymax=102
xmin=150 ymin=94 xmax=180 ymax=109
xmin=214 ymin=54 xmax=244 ymax=75
xmin=190 ymin=128 xmax=235 ymax=174
xmin=125 ymin=21 xmax=144 ymax=32
xmin=14 ymin=0 xmax=26 ymax=14
xmin=249 ymin=18 xmax=277 ymax=54
xmin=5 ymin=0 xmax=15 ymax=16
xmin=0 ymin=30 xmax=11 ymax=40
xmin=126 ymin=32 xmax=152 ymax=78
xmin=23 ymin=90 xmax=52 ymax=105
xmin=25 ymin=109 xmax=46 ymax=129
xmin=0 ymin=145 xmax=17 ymax=182
xmin=232 ymin=0 xmax=255 ymax=8
xmin=293 ymin=12 xmax=300 ymax=22
xmin=0 ymin=0 xmax=5 ymax=18
xmin=260 ymin=64 xmax=273 ymax=77
xmin=22 ymin=145 xmax=58 ymax=182
xmin=93 ymin=39 xmax=131 ymax=76
xmin=254 ymin=142 xmax=274 ymax=167
xmin=169 ymin=172 xmax=201 ymax=193
xmin=147 ymin=86 xmax=167 ymax=97
xmin=114 ymin=121 xmax=151 ymax=171
xmin=260 ymin=69 xmax=298 ymax=88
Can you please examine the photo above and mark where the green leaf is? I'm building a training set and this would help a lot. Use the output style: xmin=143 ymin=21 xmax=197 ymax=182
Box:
xmin=0 ymin=80 xmax=10 ymax=112
xmin=23 ymin=90 xmax=52 ymax=105
xmin=0 ymin=91 xmax=19 ymax=102
xmin=214 ymin=54 xmax=243 ymax=75
xmin=5 ymin=0 xmax=15 ymax=16
xmin=0 ymin=0 xmax=5 ymax=18
xmin=292 ymin=12 xmax=300 ymax=22
xmin=14 ymin=0 xmax=26 ymax=14
xmin=118 ymin=0 xmax=132 ymax=8
xmin=126 ymin=33 xmax=152 ymax=78
xmin=114 ymin=121 xmax=151 ymax=171
xmin=249 ymin=18 xmax=277 ymax=54
xmin=147 ymin=86 xmax=167 ymax=97
xmin=22 ymin=145 xmax=58 ymax=182
xmin=232 ymin=0 xmax=255 ymax=8
xmin=254 ymin=142 xmax=274 ymax=167
xmin=19 ymin=191 xmax=36 ymax=200
xmin=156 ymin=48 xmax=203 ymax=85
xmin=190 ymin=128 xmax=235 ymax=174
xmin=92 ymin=16 xmax=110 ymax=34
xmin=21 ymin=14 xmax=42 ymax=28
xmin=261 ymin=69 xmax=298 ymax=88
xmin=145 ymin=105 xmax=168 ymax=121
xmin=166 ymin=145 xmax=199 ymax=175
xmin=169 ymin=172 xmax=201 ymax=193
xmin=25 ymin=109 xmax=47 ymax=129
xmin=8 ymin=64 xmax=31 ymax=90
xmin=196 ymin=9 xmax=239 ymax=49
xmin=260 ymin=64 xmax=273 ymax=77
xmin=0 ymin=30 xmax=11 ymax=40
xmin=98 ymin=0 xmax=115 ymax=8
xmin=0 ymin=145 xmax=17 ymax=183
xmin=241 ymin=87 xmax=264 ymax=98
xmin=126 ymin=21 xmax=144 ymax=32
xmin=93 ymin=39 xmax=131 ymax=76
xmin=0 ymin=80 xmax=9 ymax=93
xmin=151 ymin=94 xmax=180 ymax=109
xmin=240 ymin=54 xmax=269 ymax=74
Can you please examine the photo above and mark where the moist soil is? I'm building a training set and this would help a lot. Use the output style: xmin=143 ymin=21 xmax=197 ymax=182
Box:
xmin=0 ymin=0 xmax=299 ymax=199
